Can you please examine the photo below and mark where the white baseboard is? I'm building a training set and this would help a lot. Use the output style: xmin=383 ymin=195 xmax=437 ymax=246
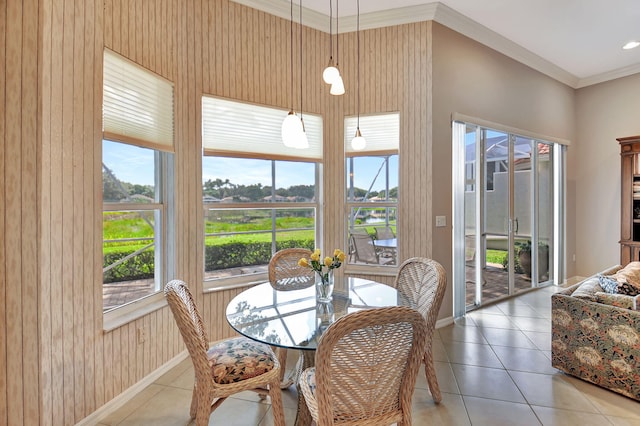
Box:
xmin=75 ymin=350 xmax=189 ymax=426
xmin=435 ymin=316 xmax=454 ymax=329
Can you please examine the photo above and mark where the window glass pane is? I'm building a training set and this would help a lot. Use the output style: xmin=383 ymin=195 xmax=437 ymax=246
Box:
xmin=273 ymin=161 xmax=316 ymax=202
xmin=203 ymin=157 xmax=271 ymax=203
xmin=347 ymin=207 xmax=397 ymax=266
xmin=204 ymin=207 xmax=315 ymax=280
xmin=103 ymin=140 xmax=156 ymax=203
xmin=346 ymin=155 xmax=398 ymax=202
xmin=103 ymin=209 xmax=158 ymax=311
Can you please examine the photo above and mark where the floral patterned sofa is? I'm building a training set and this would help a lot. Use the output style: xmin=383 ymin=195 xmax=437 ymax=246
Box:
xmin=551 ymin=265 xmax=640 ymax=401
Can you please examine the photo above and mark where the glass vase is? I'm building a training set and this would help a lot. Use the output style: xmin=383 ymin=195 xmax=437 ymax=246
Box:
xmin=315 ymin=269 xmax=334 ymax=302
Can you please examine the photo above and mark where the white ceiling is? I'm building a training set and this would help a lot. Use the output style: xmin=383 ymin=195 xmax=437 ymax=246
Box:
xmin=233 ymin=0 xmax=640 ymax=89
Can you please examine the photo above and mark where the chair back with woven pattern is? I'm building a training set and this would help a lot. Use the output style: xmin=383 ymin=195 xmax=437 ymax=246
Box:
xmin=268 ymin=248 xmax=315 ymax=291
xmin=393 ymin=257 xmax=446 ymax=338
xmin=164 ymin=280 xmax=213 ymax=387
xmin=313 ymin=306 xmax=427 ymax=425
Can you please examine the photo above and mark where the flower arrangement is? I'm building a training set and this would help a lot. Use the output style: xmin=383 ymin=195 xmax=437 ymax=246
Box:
xmin=298 ymin=248 xmax=346 ymax=283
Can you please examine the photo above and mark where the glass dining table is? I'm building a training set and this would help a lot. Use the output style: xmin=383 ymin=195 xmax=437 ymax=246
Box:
xmin=225 ymin=277 xmax=410 ymax=426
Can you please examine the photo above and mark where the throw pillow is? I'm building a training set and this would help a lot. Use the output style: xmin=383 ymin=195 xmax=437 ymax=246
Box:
xmin=613 ymin=261 xmax=640 ymax=292
xmin=597 ymin=274 xmax=619 ymax=294
xmin=617 ymin=280 xmax=640 ymax=296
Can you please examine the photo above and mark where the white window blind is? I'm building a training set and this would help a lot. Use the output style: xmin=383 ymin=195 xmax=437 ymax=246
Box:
xmin=202 ymin=96 xmax=323 ymax=161
xmin=103 ymin=49 xmax=175 ymax=152
xmin=345 ymin=113 xmax=400 ymax=156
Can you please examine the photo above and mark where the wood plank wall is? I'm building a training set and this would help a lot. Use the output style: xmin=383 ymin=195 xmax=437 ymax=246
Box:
xmin=1 ymin=0 xmax=432 ymax=423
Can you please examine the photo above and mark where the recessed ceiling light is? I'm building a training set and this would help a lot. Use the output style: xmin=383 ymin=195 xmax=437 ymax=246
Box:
xmin=623 ymin=40 xmax=640 ymax=50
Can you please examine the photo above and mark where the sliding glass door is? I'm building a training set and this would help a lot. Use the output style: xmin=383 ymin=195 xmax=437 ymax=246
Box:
xmin=453 ymin=121 xmax=563 ymax=315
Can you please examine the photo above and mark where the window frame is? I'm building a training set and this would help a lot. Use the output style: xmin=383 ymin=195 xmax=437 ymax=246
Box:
xmin=344 ymin=113 xmax=400 ymax=274
xmin=101 ymin=49 xmax=175 ymax=327
xmin=201 ymin=96 xmax=323 ymax=290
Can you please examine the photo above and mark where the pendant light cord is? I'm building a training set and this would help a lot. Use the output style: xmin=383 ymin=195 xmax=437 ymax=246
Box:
xmin=300 ymin=0 xmax=304 ymax=124
xmin=289 ymin=0 xmax=294 ymax=112
xmin=336 ymin=0 xmax=339 ymax=67
xmin=356 ymin=0 xmax=360 ymax=129
xmin=329 ymin=0 xmax=333 ymax=60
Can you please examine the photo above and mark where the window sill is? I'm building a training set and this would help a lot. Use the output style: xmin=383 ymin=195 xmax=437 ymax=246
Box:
xmin=345 ymin=264 xmax=398 ymax=277
xmin=203 ymin=272 xmax=268 ymax=293
xmin=103 ymin=292 xmax=166 ymax=332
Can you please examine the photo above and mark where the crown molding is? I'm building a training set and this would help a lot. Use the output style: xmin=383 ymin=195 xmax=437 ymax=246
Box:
xmin=231 ymin=0 xmax=328 ymax=32
xmin=431 ymin=3 xmax=579 ymax=88
xmin=231 ymin=1 xmax=640 ymax=89
xmin=576 ymin=63 xmax=640 ymax=89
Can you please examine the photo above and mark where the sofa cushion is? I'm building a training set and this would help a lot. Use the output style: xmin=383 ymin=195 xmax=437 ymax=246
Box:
xmin=571 ymin=276 xmax=603 ymax=301
xmin=595 ymin=292 xmax=638 ymax=310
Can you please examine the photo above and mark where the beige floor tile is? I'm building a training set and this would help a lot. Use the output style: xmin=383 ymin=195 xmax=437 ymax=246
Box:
xmin=462 ymin=395 xmax=541 ymax=426
xmin=438 ymin=324 xmax=489 ymax=344
xmin=411 ymin=390 xmax=471 ymax=426
xmin=154 ymin=357 xmax=192 ymax=387
xmin=478 ymin=327 xmax=538 ymax=349
xmin=453 ymin=315 xmax=477 ymax=327
xmin=451 ymin=364 xmax=526 ymax=403
xmin=532 ymin=405 xmax=613 ymax=426
xmin=564 ymin=375 xmax=640 ymax=419
xmin=467 ymin=312 xmax=518 ymax=329
xmin=442 ymin=340 xmax=503 ymax=368
xmin=509 ymin=370 xmax=600 ymax=412
xmin=99 ymin=384 xmax=166 ymax=425
xmin=495 ymin=303 xmax=543 ymax=318
xmin=491 ymin=346 xmax=558 ymax=375
xmin=521 ymin=330 xmax=552 ymax=351
xmin=509 ymin=316 xmax=552 ymax=333
xmin=115 ymin=386 xmax=194 ymax=426
xmin=431 ymin=337 xmax=450 ymax=362
xmin=607 ymin=415 xmax=640 ymax=425
xmin=413 ymin=361 xmax=460 ymax=395
xmin=475 ymin=304 xmax=504 ymax=315
xmin=258 ymin=406 xmax=298 ymax=426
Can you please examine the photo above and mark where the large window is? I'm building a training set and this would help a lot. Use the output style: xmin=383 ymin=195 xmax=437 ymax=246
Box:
xmin=202 ymin=96 xmax=322 ymax=286
xmin=345 ymin=113 xmax=400 ymax=267
xmin=102 ymin=50 xmax=174 ymax=313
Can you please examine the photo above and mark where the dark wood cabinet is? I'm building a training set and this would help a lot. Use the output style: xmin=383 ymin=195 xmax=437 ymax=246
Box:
xmin=618 ymin=135 xmax=640 ymax=265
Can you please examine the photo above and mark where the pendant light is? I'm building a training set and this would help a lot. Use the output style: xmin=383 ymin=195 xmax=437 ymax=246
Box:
xmin=329 ymin=0 xmax=345 ymax=95
xmin=351 ymin=0 xmax=366 ymax=150
xmin=282 ymin=0 xmax=305 ymax=148
xmin=322 ymin=0 xmax=339 ymax=84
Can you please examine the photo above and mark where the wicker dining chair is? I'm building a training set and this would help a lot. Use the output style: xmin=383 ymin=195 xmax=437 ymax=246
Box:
xmin=164 ymin=280 xmax=285 ymax=426
xmin=393 ymin=257 xmax=447 ymax=403
xmin=268 ymin=248 xmax=314 ymax=385
xmin=299 ymin=306 xmax=427 ymax=426
xmin=268 ymin=247 xmax=314 ymax=291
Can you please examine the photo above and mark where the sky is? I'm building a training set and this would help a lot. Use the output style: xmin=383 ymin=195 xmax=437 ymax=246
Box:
xmin=104 ymin=140 xmax=399 ymax=191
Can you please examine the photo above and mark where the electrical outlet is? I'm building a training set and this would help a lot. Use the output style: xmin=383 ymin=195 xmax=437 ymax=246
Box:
xmin=435 ymin=216 xmax=446 ymax=227
xmin=137 ymin=327 xmax=146 ymax=344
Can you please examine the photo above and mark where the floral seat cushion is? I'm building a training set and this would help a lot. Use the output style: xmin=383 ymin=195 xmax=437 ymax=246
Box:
xmin=301 ymin=367 xmax=317 ymax=396
xmin=207 ymin=336 xmax=276 ymax=384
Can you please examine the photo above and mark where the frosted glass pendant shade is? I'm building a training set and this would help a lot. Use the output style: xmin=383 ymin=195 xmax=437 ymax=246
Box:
xmin=323 ymin=59 xmax=340 ymax=84
xmin=351 ymin=127 xmax=366 ymax=150
xmin=282 ymin=111 xmax=304 ymax=148
xmin=330 ymin=75 xmax=345 ymax=95
xmin=297 ymin=130 xmax=310 ymax=149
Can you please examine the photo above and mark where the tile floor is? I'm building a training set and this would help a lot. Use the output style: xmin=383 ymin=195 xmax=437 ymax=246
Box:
xmin=97 ymin=285 xmax=640 ymax=425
